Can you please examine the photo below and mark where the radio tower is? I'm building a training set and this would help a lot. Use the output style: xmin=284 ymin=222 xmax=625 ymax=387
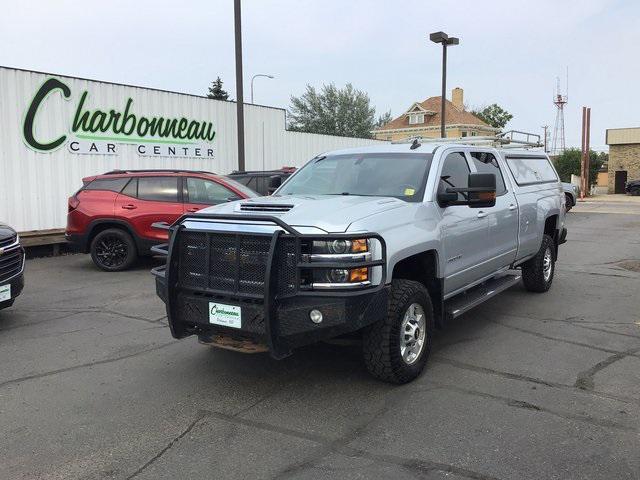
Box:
xmin=551 ymin=74 xmax=568 ymax=155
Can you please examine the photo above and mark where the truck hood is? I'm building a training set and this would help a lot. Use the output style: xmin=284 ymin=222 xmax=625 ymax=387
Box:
xmin=0 ymin=223 xmax=17 ymax=241
xmin=196 ymin=195 xmax=408 ymax=232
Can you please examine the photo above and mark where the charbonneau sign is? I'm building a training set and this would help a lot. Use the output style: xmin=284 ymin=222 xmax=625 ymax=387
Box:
xmin=23 ymin=78 xmax=216 ymax=158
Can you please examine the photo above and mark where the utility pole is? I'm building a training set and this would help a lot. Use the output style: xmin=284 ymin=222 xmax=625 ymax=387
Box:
xmin=234 ymin=0 xmax=245 ymax=171
xmin=580 ymin=107 xmax=591 ymax=200
xmin=541 ymin=125 xmax=549 ymax=153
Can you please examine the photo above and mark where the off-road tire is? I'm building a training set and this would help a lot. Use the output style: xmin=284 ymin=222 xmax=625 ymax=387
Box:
xmin=0 ymin=299 xmax=15 ymax=310
xmin=90 ymin=228 xmax=137 ymax=272
xmin=363 ymin=279 xmax=434 ymax=384
xmin=522 ymin=234 xmax=555 ymax=293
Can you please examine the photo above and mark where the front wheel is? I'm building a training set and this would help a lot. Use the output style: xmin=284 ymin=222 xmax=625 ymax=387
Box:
xmin=630 ymin=188 xmax=640 ymax=197
xmin=363 ymin=280 xmax=434 ymax=384
xmin=522 ymin=234 xmax=555 ymax=292
xmin=90 ymin=228 xmax=137 ymax=271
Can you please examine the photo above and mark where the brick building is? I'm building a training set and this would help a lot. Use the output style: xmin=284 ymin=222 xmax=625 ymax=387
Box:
xmin=605 ymin=128 xmax=640 ymax=193
xmin=373 ymin=87 xmax=498 ymax=141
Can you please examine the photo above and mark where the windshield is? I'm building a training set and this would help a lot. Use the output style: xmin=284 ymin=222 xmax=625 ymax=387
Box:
xmin=276 ymin=153 xmax=432 ymax=202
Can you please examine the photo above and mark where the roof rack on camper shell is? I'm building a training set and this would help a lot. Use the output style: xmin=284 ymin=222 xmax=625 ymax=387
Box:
xmin=102 ymin=169 xmax=217 ymax=175
xmin=393 ymin=130 xmax=544 ymax=149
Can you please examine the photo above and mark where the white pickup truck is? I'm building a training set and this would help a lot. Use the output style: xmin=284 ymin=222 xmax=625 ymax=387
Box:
xmin=153 ymin=137 xmax=567 ymax=383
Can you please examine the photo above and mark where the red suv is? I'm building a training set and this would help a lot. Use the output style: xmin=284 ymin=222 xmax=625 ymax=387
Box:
xmin=66 ymin=169 xmax=257 ymax=271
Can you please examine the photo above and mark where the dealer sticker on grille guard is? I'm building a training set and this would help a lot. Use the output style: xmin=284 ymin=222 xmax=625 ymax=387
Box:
xmin=0 ymin=284 xmax=10 ymax=303
xmin=209 ymin=302 xmax=241 ymax=329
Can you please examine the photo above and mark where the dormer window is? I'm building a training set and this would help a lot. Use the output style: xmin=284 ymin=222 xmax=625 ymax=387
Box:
xmin=409 ymin=114 xmax=425 ymax=125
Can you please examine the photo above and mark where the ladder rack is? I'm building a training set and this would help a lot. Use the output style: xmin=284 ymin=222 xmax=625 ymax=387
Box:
xmin=393 ymin=130 xmax=544 ymax=149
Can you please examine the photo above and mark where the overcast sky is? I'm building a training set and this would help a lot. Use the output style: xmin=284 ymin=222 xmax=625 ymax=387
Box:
xmin=2 ymin=0 xmax=638 ymax=150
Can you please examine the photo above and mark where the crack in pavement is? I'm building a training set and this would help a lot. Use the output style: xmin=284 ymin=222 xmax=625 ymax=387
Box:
xmin=432 ymin=356 xmax=640 ymax=407
xmin=269 ymin=385 xmax=503 ymax=480
xmin=428 ymin=382 xmax=635 ymax=433
xmin=489 ymin=319 xmax=640 ymax=357
xmin=574 ymin=347 xmax=640 ymax=391
xmin=126 ymin=410 xmax=209 ymax=480
xmin=0 ymin=340 xmax=177 ymax=389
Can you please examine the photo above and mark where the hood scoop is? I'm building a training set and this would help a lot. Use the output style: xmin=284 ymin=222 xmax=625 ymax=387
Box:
xmin=239 ymin=203 xmax=294 ymax=213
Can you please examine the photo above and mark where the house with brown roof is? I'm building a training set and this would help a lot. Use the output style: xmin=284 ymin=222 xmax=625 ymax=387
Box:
xmin=373 ymin=88 xmax=498 ymax=141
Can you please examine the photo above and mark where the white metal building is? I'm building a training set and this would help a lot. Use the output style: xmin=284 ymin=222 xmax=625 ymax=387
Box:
xmin=0 ymin=66 xmax=383 ymax=232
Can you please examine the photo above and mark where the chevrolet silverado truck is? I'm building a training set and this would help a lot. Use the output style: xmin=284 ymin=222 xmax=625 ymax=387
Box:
xmin=152 ymin=140 xmax=567 ymax=383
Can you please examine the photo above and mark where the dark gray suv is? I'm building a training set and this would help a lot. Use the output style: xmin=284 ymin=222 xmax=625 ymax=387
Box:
xmin=0 ymin=223 xmax=25 ymax=310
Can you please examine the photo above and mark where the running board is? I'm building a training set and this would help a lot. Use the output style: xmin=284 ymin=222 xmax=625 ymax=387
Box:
xmin=444 ymin=273 xmax=521 ymax=320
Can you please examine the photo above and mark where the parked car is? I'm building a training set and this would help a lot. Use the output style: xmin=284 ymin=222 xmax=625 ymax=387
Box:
xmin=152 ymin=142 xmax=566 ymax=384
xmin=227 ymin=167 xmax=296 ymax=196
xmin=0 ymin=223 xmax=25 ymax=310
xmin=66 ymin=169 xmax=258 ymax=271
xmin=625 ymin=179 xmax=640 ymax=196
xmin=562 ymin=182 xmax=579 ymax=211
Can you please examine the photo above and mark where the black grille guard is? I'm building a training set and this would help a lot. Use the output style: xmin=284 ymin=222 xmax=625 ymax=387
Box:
xmin=151 ymin=213 xmax=387 ymax=358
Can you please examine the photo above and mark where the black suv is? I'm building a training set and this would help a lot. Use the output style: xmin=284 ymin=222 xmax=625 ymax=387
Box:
xmin=0 ymin=223 xmax=25 ymax=310
xmin=227 ymin=167 xmax=296 ymax=196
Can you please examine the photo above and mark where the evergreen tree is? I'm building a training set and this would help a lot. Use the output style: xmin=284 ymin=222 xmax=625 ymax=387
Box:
xmin=207 ymin=77 xmax=229 ymax=101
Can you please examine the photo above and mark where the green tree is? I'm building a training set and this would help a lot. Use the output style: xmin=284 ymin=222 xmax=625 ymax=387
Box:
xmin=553 ymin=148 xmax=606 ymax=187
xmin=471 ymin=104 xmax=513 ymax=130
xmin=375 ymin=110 xmax=393 ymax=128
xmin=288 ymin=83 xmax=376 ymax=138
xmin=207 ymin=77 xmax=229 ymax=101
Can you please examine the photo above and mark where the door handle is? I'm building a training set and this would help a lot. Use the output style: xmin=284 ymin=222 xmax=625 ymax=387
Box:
xmin=121 ymin=204 xmax=137 ymax=210
xmin=477 ymin=211 xmax=488 ymax=218
xmin=509 ymin=204 xmax=517 ymax=211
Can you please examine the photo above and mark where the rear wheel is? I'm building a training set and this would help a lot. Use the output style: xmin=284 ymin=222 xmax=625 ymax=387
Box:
xmin=90 ymin=228 xmax=137 ymax=271
xmin=363 ymin=279 xmax=434 ymax=384
xmin=522 ymin=234 xmax=555 ymax=292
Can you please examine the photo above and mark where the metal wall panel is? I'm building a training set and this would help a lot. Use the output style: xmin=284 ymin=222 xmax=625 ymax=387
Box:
xmin=0 ymin=67 xmax=384 ymax=231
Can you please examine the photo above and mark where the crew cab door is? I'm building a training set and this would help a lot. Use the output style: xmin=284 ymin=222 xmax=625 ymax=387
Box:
xmin=468 ymin=151 xmax=519 ymax=271
xmin=183 ymin=177 xmax=241 ymax=213
xmin=437 ymin=151 xmax=493 ymax=295
xmin=114 ymin=176 xmax=183 ymax=242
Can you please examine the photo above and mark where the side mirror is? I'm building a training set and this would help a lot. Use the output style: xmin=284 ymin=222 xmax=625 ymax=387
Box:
xmin=267 ymin=175 xmax=282 ymax=195
xmin=226 ymin=195 xmax=241 ymax=202
xmin=438 ymin=173 xmax=497 ymax=208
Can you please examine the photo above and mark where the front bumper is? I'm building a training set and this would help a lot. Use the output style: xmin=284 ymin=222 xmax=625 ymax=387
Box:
xmin=1 ymin=272 xmax=25 ymax=305
xmin=155 ymin=270 xmax=388 ymax=354
xmin=152 ymin=214 xmax=388 ymax=358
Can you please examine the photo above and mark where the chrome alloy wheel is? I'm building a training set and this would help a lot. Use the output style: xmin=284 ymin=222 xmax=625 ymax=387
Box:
xmin=543 ymin=247 xmax=553 ymax=282
xmin=400 ymin=303 xmax=426 ymax=365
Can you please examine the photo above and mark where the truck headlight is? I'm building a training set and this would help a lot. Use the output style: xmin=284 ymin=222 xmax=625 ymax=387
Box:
xmin=312 ymin=239 xmax=369 ymax=254
xmin=313 ymin=267 xmax=369 ymax=284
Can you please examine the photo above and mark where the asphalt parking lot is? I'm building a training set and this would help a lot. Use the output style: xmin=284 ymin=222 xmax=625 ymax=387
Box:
xmin=1 ymin=201 xmax=639 ymax=480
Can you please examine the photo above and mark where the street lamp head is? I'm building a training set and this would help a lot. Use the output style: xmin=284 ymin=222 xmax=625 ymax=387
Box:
xmin=429 ymin=31 xmax=448 ymax=43
xmin=266 ymin=75 xmax=275 ymax=79
xmin=430 ymin=31 xmax=460 ymax=46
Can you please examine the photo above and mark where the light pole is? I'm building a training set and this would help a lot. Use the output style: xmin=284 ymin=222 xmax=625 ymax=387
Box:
xmin=234 ymin=0 xmax=245 ymax=171
xmin=429 ymin=31 xmax=459 ymax=139
xmin=251 ymin=74 xmax=274 ymax=104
